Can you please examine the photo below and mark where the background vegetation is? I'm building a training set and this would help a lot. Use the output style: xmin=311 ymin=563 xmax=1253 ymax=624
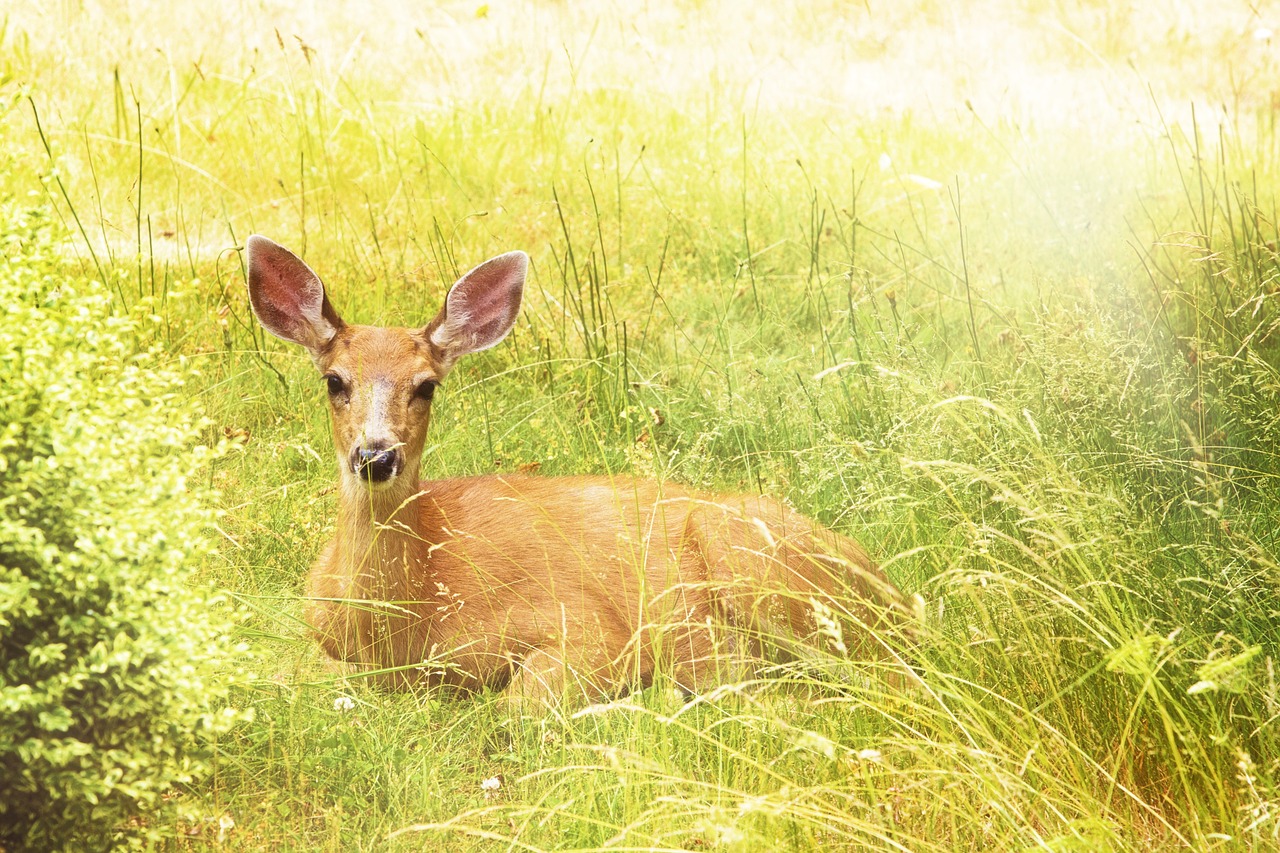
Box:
xmin=2 ymin=0 xmax=1279 ymax=848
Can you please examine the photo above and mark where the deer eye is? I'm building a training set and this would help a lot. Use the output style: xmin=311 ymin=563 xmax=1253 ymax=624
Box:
xmin=414 ymin=380 xmax=437 ymax=402
xmin=324 ymin=374 xmax=345 ymax=396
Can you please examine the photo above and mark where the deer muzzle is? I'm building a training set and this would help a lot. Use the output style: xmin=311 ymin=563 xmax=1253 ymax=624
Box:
xmin=352 ymin=444 xmax=402 ymax=484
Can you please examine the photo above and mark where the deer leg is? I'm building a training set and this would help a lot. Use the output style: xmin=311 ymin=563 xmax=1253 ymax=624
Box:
xmin=503 ymin=646 xmax=616 ymax=708
xmin=660 ymin=519 xmax=752 ymax=694
xmin=502 ymin=648 xmax=565 ymax=708
xmin=666 ymin=614 xmax=750 ymax=695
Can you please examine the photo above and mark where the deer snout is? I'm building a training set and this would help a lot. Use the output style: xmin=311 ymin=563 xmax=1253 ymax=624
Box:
xmin=352 ymin=443 xmax=402 ymax=484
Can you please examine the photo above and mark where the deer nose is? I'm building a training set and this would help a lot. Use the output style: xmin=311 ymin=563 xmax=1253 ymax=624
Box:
xmin=352 ymin=445 xmax=401 ymax=483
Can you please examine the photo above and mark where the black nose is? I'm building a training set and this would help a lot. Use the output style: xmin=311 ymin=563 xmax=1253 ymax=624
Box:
xmin=353 ymin=446 xmax=401 ymax=483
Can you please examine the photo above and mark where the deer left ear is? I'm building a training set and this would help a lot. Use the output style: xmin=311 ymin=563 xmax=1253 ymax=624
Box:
xmin=425 ymin=251 xmax=526 ymax=367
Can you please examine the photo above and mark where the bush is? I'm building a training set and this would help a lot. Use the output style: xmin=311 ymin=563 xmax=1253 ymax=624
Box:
xmin=0 ymin=206 xmax=244 ymax=850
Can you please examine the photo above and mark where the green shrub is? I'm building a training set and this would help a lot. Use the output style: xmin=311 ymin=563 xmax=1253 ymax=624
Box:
xmin=0 ymin=205 xmax=245 ymax=850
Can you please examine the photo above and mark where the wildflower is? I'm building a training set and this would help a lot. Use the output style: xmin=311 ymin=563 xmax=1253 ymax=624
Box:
xmin=333 ymin=695 xmax=356 ymax=712
xmin=481 ymin=776 xmax=502 ymax=799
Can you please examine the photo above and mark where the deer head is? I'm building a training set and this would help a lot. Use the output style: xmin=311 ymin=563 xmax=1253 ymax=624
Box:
xmin=245 ymin=235 xmax=526 ymax=495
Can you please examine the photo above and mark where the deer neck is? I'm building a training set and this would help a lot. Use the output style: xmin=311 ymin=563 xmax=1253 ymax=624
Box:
xmin=334 ymin=474 xmax=429 ymax=596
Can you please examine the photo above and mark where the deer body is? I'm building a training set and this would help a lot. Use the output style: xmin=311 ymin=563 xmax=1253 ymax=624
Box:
xmin=247 ymin=236 xmax=912 ymax=700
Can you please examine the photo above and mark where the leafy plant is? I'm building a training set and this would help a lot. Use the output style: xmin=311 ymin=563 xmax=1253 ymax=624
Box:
xmin=0 ymin=203 xmax=245 ymax=850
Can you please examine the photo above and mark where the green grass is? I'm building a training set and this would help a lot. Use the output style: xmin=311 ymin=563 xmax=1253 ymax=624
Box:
xmin=5 ymin=0 xmax=1280 ymax=848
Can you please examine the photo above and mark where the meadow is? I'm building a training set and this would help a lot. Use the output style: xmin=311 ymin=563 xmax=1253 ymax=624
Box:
xmin=3 ymin=0 xmax=1280 ymax=848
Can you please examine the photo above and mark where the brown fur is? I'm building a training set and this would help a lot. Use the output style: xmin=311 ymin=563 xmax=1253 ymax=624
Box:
xmin=306 ymin=472 xmax=910 ymax=697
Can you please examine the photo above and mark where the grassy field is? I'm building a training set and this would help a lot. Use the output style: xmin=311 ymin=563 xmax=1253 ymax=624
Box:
xmin=5 ymin=0 xmax=1280 ymax=848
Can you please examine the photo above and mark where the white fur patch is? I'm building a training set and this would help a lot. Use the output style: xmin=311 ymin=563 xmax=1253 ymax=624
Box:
xmin=362 ymin=378 xmax=395 ymax=446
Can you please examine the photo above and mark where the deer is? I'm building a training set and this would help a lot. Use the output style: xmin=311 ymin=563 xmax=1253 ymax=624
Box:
xmin=245 ymin=234 xmax=917 ymax=704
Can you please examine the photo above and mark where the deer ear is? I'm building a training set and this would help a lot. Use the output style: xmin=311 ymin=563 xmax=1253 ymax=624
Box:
xmin=425 ymin=251 xmax=526 ymax=366
xmin=245 ymin=235 xmax=344 ymax=353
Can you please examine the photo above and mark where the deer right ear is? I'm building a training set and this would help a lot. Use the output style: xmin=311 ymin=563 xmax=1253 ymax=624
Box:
xmin=245 ymin=235 xmax=344 ymax=353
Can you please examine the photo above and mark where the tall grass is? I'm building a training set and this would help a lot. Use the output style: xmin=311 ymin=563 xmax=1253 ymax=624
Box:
xmin=4 ymin=0 xmax=1280 ymax=848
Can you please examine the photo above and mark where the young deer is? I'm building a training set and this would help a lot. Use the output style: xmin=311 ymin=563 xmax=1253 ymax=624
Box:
xmin=246 ymin=235 xmax=915 ymax=702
